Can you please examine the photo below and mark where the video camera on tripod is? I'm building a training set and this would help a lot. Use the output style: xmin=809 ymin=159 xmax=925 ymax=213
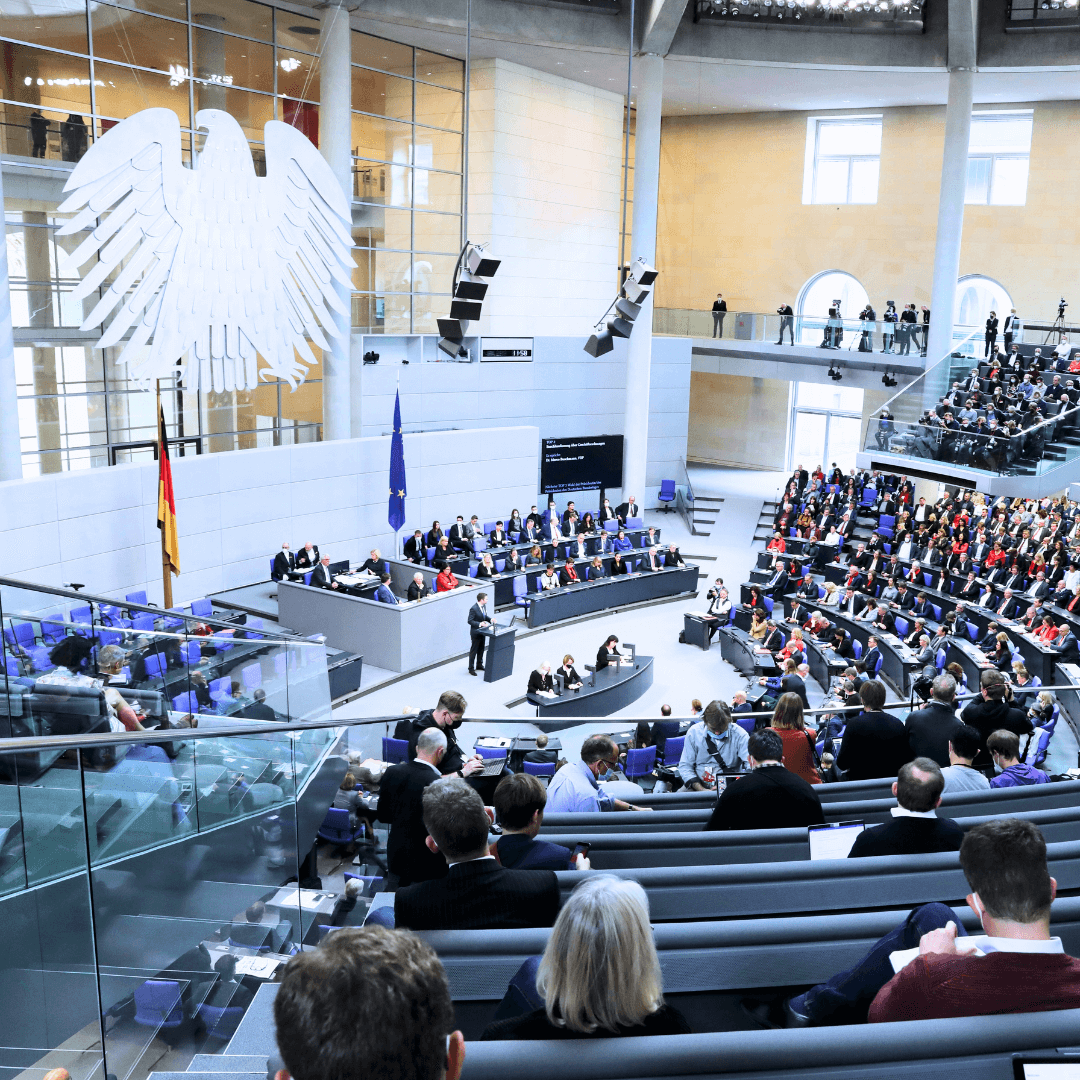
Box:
xmin=1059 ymin=297 xmax=1068 ymax=320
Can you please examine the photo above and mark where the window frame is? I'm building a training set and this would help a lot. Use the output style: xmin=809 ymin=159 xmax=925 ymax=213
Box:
xmin=965 ymin=110 xmax=1033 ymax=207
xmin=802 ymin=115 xmax=883 ymax=206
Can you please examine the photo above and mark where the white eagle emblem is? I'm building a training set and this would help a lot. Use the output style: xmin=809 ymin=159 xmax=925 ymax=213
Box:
xmin=57 ymin=107 xmax=355 ymax=392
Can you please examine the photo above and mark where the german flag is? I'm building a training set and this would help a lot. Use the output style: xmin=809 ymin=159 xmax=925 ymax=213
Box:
xmin=157 ymin=406 xmax=180 ymax=577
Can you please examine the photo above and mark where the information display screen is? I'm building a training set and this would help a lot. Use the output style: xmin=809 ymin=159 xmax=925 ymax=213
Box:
xmin=541 ymin=436 xmax=624 ymax=493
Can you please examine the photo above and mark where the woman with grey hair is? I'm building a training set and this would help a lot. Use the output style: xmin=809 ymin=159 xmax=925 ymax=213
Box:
xmin=481 ymin=876 xmax=690 ymax=1039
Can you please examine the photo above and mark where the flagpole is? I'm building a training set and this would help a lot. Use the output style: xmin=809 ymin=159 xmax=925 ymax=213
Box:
xmin=156 ymin=379 xmax=173 ymax=608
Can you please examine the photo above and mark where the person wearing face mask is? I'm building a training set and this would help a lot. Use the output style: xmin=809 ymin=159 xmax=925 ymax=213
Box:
xmin=780 ymin=819 xmax=1080 ymax=1027
xmin=272 ymin=542 xmax=301 ymax=581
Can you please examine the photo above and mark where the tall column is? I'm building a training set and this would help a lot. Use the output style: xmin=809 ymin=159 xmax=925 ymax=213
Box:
xmin=0 ymin=163 xmax=21 ymax=481
xmin=621 ymin=51 xmax=663 ymax=503
xmin=318 ymin=3 xmax=353 ymax=442
xmin=925 ymin=67 xmax=974 ymax=378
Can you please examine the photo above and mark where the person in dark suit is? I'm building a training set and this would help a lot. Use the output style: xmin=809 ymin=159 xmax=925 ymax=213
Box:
xmin=489 ymin=521 xmax=509 ymax=547
xmin=705 ymin=729 xmax=825 ymax=831
xmin=359 ymin=549 xmax=387 ymax=575
xmin=558 ymin=558 xmax=580 ymax=586
xmin=309 ymin=556 xmax=338 ymax=589
xmin=596 ymin=635 xmax=621 ymax=669
xmin=492 ymin=773 xmax=585 ymax=870
xmin=861 ymin=636 xmax=882 ymax=677
xmin=960 ymin=667 xmax=1033 ymax=769
xmin=663 ymin=544 xmax=685 ymax=567
xmin=407 ymin=572 xmax=430 ymax=601
xmin=523 ymin=732 xmax=560 ymax=765
xmin=995 ymin=589 xmax=1021 ymax=619
xmin=237 ymin=688 xmax=276 ymax=722
xmin=395 ymin=780 xmax=562 ymax=930
xmin=376 ymin=727 xmax=450 ymax=887
xmin=449 ymin=517 xmax=473 ymax=553
xmin=294 ymin=541 xmax=319 ymax=569
xmin=527 ymin=663 xmax=554 ymax=696
xmin=467 ymin=592 xmax=492 ymax=675
xmin=766 ymin=562 xmax=790 ymax=598
xmin=847 ymin=758 xmax=964 ymax=858
xmin=403 ymin=529 xmax=426 ymax=564
xmin=836 ymin=679 xmax=911 ymax=780
xmin=272 ymin=544 xmax=297 ymax=580
xmin=614 ymin=496 xmax=639 ymax=523
xmin=905 ymin=673 xmax=965 ymax=767
xmin=830 ymin=627 xmax=855 ymax=661
xmin=374 ymin=572 xmax=398 ymax=604
xmin=1051 ymin=622 xmax=1080 ymax=663
xmin=610 ymin=553 xmax=629 ymax=575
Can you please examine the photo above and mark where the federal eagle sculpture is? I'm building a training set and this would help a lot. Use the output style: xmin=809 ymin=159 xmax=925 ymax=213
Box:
xmin=57 ymin=107 xmax=355 ymax=392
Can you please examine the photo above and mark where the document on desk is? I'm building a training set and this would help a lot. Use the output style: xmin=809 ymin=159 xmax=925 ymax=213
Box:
xmin=272 ymin=887 xmax=333 ymax=911
xmin=234 ymin=955 xmax=282 ymax=979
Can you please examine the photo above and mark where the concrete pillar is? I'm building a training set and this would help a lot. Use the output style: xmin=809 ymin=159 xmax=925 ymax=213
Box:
xmin=318 ymin=2 xmax=353 ymax=442
xmin=25 ymin=212 xmax=62 ymax=473
xmin=0 ymin=164 xmax=21 ymax=481
xmin=621 ymin=52 xmax=663 ymax=504
xmin=925 ymin=67 xmax=974 ymax=385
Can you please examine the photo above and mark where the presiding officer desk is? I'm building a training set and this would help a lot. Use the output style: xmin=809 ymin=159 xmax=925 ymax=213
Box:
xmin=527 ymin=650 xmax=655 ymax=724
xmin=276 ymin=573 xmax=480 ymax=672
xmin=527 ymin=564 xmax=698 ymax=628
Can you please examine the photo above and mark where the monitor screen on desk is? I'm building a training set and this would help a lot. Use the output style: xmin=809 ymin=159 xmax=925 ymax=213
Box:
xmin=329 ymin=560 xmax=350 ymax=576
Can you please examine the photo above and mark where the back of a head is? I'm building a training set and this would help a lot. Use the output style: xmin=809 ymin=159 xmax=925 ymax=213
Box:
xmin=981 ymin=668 xmax=1007 ymax=701
xmin=274 ymin=926 xmax=453 ymax=1080
xmin=535 ymin=733 xmax=549 ymax=749
xmin=771 ymin=693 xmax=805 ymax=731
xmin=422 ymin=779 xmax=489 ymax=861
xmin=702 ymin=699 xmax=732 ymax=733
xmin=896 ymin=758 xmax=944 ymax=812
xmin=493 ymin=772 xmax=546 ymax=831
xmin=97 ymin=643 xmax=126 ymax=670
xmin=340 ymin=772 xmax=357 ymax=792
xmin=931 ymin=673 xmax=957 ymax=704
xmin=660 ymin=704 xmax=672 ymax=717
xmin=748 ymin=727 xmax=783 ymax=764
xmin=950 ymin=723 xmax=981 ymax=762
xmin=436 ymin=690 xmax=467 ymax=717
xmin=581 ymin=734 xmax=617 ymax=765
xmin=246 ymin=901 xmax=265 ymax=923
xmin=961 ymin=819 xmax=1052 ymax=923
xmin=538 ymin=876 xmax=662 ymax=1034
xmin=859 ymin=679 xmax=886 ymax=711
xmin=988 ymin=728 xmax=1020 ymax=761
xmin=416 ymin=726 xmax=448 ymax=758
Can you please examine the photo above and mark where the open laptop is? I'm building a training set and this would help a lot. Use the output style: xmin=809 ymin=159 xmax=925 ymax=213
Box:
xmin=808 ymin=820 xmax=865 ymax=861
xmin=1013 ymin=1059 xmax=1080 ymax=1079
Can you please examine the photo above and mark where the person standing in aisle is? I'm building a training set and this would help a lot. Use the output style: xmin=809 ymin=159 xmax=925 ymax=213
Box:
xmin=712 ymin=293 xmax=727 ymax=338
xmin=985 ymin=311 xmax=999 ymax=357
xmin=881 ymin=301 xmax=897 ymax=353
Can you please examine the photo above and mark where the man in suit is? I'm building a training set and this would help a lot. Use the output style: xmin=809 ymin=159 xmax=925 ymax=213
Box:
xmin=374 ymin=573 xmax=398 ymax=605
xmin=488 ymin=521 xmax=508 ymax=547
xmin=467 ymin=592 xmax=492 ymax=675
xmin=403 ymin=529 xmax=426 ymax=564
xmin=407 ymin=572 xmax=430 ymax=602
xmin=394 ymin=779 xmax=561 ymax=930
xmin=766 ymin=561 xmax=790 ymax=599
xmin=238 ymin=688 xmax=276 ymax=722
xmin=272 ymin=543 xmax=297 ymax=581
xmin=376 ymin=726 xmax=450 ymax=887
xmin=861 ymin=637 xmax=882 ymax=678
xmin=310 ymin=555 xmax=338 ymax=590
xmin=847 ymin=759 xmax=964 ymax=858
xmin=393 ymin=691 xmax=483 ymax=781
xmin=960 ymin=668 xmax=1034 ymax=769
xmin=836 ymin=679 xmax=911 ymax=780
xmin=995 ymin=589 xmax=1021 ymax=619
xmin=957 ymin=572 xmax=981 ymax=601
xmin=493 ymin=773 xmax=588 ymax=871
xmin=615 ymin=495 xmax=639 ymax=523
xmin=521 ymin=519 xmax=542 ymax=544
xmin=905 ymin=673 xmax=965 ymax=767
xmin=1052 ymin=621 xmax=1080 ymax=663
xmin=294 ymin=541 xmax=319 ymax=569
xmin=664 ymin=544 xmax=685 ymax=567
xmin=704 ymin=729 xmax=824 ymax=831
xmin=448 ymin=516 xmax=473 ymax=554
xmin=1027 ymin=571 xmax=1050 ymax=600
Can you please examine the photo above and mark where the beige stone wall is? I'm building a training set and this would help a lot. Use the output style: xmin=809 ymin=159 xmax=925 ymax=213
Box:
xmin=688 ymin=372 xmax=791 ymax=469
xmin=656 ymin=101 xmax=1080 ymax=323
xmin=467 ymin=58 xmax=625 ymax=337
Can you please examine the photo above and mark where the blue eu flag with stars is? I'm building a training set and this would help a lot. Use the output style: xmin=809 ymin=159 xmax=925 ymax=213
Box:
xmin=388 ymin=389 xmax=407 ymax=532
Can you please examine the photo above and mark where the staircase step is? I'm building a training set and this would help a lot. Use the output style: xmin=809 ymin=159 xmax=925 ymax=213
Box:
xmin=695 ymin=496 xmax=725 ymax=504
xmin=189 ymin=1057 xmax=270 ymax=1072
xmin=150 ymin=1074 xmax=263 ymax=1080
xmin=226 ymin=984 xmax=279 ymax=1056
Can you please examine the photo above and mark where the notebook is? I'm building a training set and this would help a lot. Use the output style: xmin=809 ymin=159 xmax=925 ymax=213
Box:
xmin=808 ymin=821 xmax=865 ymax=861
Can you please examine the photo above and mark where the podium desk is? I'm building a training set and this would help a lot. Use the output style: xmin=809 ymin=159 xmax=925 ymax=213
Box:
xmin=527 ymin=566 xmax=697 ymax=628
xmin=683 ymin=613 xmax=712 ymax=650
xmin=481 ymin=625 xmax=516 ymax=682
xmin=528 ymin=656 xmax=654 ymax=726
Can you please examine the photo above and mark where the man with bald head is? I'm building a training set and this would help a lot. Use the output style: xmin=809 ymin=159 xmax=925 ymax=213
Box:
xmin=847 ymin=759 xmax=964 ymax=858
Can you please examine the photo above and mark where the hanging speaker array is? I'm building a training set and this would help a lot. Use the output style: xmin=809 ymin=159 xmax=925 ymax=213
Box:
xmin=438 ymin=242 xmax=501 ymax=360
xmin=585 ymin=257 xmax=658 ymax=357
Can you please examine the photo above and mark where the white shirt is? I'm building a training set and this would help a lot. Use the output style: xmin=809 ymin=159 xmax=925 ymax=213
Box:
xmin=981 ymin=936 xmax=1064 ymax=955
xmin=891 ymin=805 xmax=937 ymax=819
xmin=414 ymin=757 xmax=441 ymax=775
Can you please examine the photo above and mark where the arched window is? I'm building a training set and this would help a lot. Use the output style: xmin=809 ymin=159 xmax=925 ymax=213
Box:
xmin=956 ymin=275 xmax=1013 ymax=330
xmin=795 ymin=270 xmax=869 ymax=347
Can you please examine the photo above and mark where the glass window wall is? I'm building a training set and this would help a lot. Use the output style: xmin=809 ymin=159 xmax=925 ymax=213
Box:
xmin=0 ymin=5 xmax=463 ymax=471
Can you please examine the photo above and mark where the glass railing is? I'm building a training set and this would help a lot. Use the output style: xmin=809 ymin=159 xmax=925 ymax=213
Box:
xmin=655 ymin=306 xmax=993 ymax=358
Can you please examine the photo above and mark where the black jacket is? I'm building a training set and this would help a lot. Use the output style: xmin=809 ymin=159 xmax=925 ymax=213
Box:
xmin=404 ymin=536 xmax=426 ymax=563
xmin=848 ymin=814 xmax=964 ymax=858
xmin=468 ymin=602 xmax=492 ymax=637
xmin=495 ymin=833 xmax=572 ymax=870
xmin=836 ymin=710 xmax=911 ymax=780
xmin=407 ymin=580 xmax=430 ymax=601
xmin=271 ymin=550 xmax=294 ymax=579
xmin=704 ymin=765 xmax=825 ymax=831
xmin=961 ymin=696 xmax=1033 ymax=768
xmin=904 ymin=701 xmax=965 ymax=768
xmin=394 ymin=711 xmax=466 ymax=776
xmin=394 ymin=858 xmax=561 ymax=930
xmin=294 ymin=545 xmax=319 ymax=569
xmin=527 ymin=670 xmax=554 ymax=695
xmin=376 ymin=760 xmax=447 ymax=886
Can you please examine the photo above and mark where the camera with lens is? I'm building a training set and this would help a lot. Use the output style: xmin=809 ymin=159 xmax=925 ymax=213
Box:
xmin=363 ymin=350 xmax=380 ymax=365
xmin=1059 ymin=298 xmax=1068 ymax=319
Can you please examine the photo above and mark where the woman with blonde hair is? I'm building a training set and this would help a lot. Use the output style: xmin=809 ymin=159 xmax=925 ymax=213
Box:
xmin=820 ymin=581 xmax=839 ymax=607
xmin=482 ymin=876 xmax=690 ymax=1039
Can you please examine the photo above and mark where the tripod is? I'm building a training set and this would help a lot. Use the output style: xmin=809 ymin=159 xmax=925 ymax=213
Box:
xmin=1044 ymin=313 xmax=1067 ymax=345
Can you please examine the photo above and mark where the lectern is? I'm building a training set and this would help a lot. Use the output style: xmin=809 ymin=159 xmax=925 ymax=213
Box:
xmin=481 ymin=625 xmax=516 ymax=682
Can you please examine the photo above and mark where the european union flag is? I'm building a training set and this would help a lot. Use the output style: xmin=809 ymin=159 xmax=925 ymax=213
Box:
xmin=388 ymin=388 xmax=407 ymax=532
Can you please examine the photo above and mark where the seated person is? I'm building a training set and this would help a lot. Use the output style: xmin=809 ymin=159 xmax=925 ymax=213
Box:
xmin=610 ymin=552 xmax=630 ymax=575
xmin=596 ymin=634 xmax=621 ymax=669
xmin=435 ymin=564 xmax=459 ymax=592
xmin=205 ymin=953 xmax=254 ymax=1010
xmin=394 ymin=780 xmax=562 ymax=930
xmin=294 ymin=541 xmax=319 ymax=569
xmin=407 ymin=572 xmax=430 ymax=601
xmin=545 ymin=735 xmax=648 ymax=813
xmin=403 ymin=529 xmax=426 ymax=564
xmin=524 ymin=732 xmax=560 ymax=764
xmin=238 ymin=687 xmax=276 ymax=721
xmin=272 ymin=542 xmax=302 ymax=581
xmin=988 ymin=728 xmax=1049 ymax=788
xmin=556 ymin=654 xmax=583 ymax=689
xmin=489 ymin=520 xmax=509 ymax=547
xmin=328 ymin=876 xmax=365 ymax=928
xmin=492 ymin=773 xmax=588 ymax=870
xmin=309 ymin=555 xmax=338 ymax=589
xmin=941 ymin=723 xmax=991 ymax=793
xmin=643 ymin=545 xmax=664 ymax=571
xmin=272 ymin=925 xmax=466 ymax=1080
xmin=504 ymin=549 xmax=524 ymax=573
xmin=611 ymin=529 xmax=633 ymax=553
xmin=539 ymin=564 xmax=560 ymax=590
xmin=426 ymin=521 xmax=443 ymax=547
xmin=705 ymin=728 xmax=825 ymax=831
xmin=525 ymin=544 xmax=545 ymax=566
xmin=476 ymin=553 xmax=498 ymax=579
xmin=359 ymin=548 xmax=386 ymax=575
xmin=374 ymin=572 xmax=398 ymax=604
xmin=663 ymin=543 xmax=685 ymax=567
xmin=528 ymin=662 xmax=555 ymax=697
xmin=588 ymin=555 xmax=607 ymax=579
xmin=448 ymin=516 xmax=473 ymax=553
xmin=432 ymin=537 xmax=453 ymax=567
xmin=95 ymin=643 xmax=146 ymax=731
xmin=847 ymin=759 xmax=964 ymax=858
xmin=482 ymin=877 xmax=690 ymax=1040
xmin=559 ymin=558 xmax=580 ymax=586
xmin=678 ymin=700 xmax=750 ymax=789
xmin=785 ymin=819 xmax=1080 ymax=1026
xmin=229 ymin=900 xmax=277 ymax=949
